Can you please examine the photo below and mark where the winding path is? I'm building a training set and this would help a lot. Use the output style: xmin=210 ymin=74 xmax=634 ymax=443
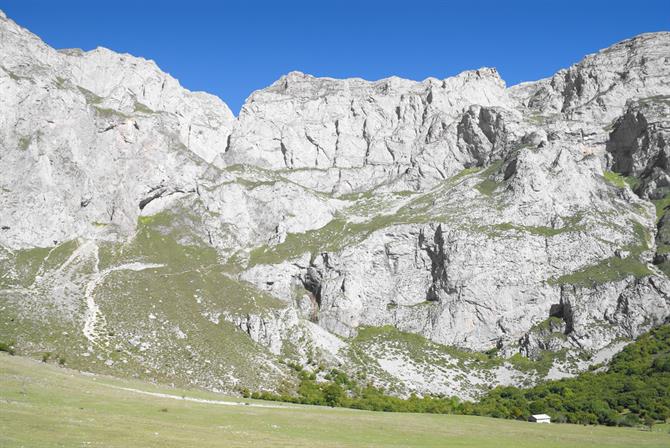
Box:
xmin=83 ymin=243 xmax=164 ymax=347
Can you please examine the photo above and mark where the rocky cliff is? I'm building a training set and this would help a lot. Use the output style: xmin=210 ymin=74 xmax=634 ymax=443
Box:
xmin=1 ymin=10 xmax=669 ymax=398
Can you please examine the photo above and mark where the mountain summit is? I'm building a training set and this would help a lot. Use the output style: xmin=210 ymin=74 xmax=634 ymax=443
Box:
xmin=1 ymin=10 xmax=669 ymax=398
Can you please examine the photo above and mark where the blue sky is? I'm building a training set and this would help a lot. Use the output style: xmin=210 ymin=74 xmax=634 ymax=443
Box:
xmin=1 ymin=0 xmax=668 ymax=114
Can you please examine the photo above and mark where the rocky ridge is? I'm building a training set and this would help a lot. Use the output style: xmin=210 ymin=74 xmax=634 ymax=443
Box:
xmin=1 ymin=10 xmax=669 ymax=398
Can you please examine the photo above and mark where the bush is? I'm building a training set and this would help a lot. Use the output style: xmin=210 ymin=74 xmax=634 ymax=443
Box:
xmin=0 ymin=341 xmax=16 ymax=355
xmin=323 ymin=383 xmax=344 ymax=407
xmin=241 ymin=324 xmax=670 ymax=428
xmin=473 ymin=324 xmax=670 ymax=426
xmin=616 ymin=413 xmax=640 ymax=427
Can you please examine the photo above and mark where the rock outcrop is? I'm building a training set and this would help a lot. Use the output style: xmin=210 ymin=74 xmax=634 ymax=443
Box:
xmin=221 ymin=68 xmax=517 ymax=194
xmin=1 ymin=9 xmax=669 ymax=398
xmin=0 ymin=10 xmax=234 ymax=249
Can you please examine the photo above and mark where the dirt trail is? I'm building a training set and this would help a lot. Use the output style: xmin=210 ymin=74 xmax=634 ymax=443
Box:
xmin=83 ymin=242 xmax=164 ymax=347
xmin=106 ymin=384 xmax=299 ymax=410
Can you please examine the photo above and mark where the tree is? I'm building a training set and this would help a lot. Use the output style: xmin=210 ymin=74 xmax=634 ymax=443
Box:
xmin=323 ymin=383 xmax=344 ymax=407
xmin=643 ymin=415 xmax=655 ymax=432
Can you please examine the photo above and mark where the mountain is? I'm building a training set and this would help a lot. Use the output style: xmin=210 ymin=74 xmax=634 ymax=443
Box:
xmin=1 ymin=9 xmax=669 ymax=399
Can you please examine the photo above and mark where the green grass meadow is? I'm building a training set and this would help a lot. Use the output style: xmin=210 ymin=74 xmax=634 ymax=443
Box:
xmin=1 ymin=354 xmax=668 ymax=447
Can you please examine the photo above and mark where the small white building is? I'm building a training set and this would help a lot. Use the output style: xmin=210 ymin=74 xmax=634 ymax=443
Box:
xmin=529 ymin=414 xmax=551 ymax=423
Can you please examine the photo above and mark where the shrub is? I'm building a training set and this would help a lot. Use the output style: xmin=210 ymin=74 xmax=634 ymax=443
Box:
xmin=241 ymin=324 xmax=670 ymax=427
xmin=0 ymin=341 xmax=15 ymax=355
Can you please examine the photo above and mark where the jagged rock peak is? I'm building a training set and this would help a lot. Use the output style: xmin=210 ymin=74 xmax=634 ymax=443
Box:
xmin=515 ymin=31 xmax=670 ymax=121
xmin=261 ymin=66 xmax=505 ymax=97
xmin=1 ymin=9 xmax=670 ymax=400
xmin=225 ymin=64 xmax=514 ymax=192
xmin=0 ymin=9 xmax=235 ymax=248
xmin=0 ymin=10 xmax=233 ymax=124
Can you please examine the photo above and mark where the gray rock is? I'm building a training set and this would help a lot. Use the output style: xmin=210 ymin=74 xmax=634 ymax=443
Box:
xmin=1 ymin=9 xmax=669 ymax=398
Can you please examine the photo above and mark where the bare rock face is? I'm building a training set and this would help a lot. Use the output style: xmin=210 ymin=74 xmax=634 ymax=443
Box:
xmin=519 ymin=32 xmax=670 ymax=124
xmin=1 ymin=9 xmax=670 ymax=398
xmin=0 ymin=12 xmax=234 ymax=249
xmin=222 ymin=68 xmax=518 ymax=194
xmin=63 ymin=47 xmax=234 ymax=164
xmin=607 ymin=98 xmax=670 ymax=199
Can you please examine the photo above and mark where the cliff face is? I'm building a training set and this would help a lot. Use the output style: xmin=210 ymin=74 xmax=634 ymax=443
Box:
xmin=1 ymin=9 xmax=669 ymax=398
xmin=0 ymin=10 xmax=234 ymax=250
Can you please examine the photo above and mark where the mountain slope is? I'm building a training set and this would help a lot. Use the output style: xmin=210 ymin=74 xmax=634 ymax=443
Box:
xmin=475 ymin=323 xmax=670 ymax=425
xmin=1 ymin=9 xmax=669 ymax=399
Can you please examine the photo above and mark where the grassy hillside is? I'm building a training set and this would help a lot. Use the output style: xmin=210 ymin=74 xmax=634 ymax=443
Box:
xmin=239 ymin=324 xmax=670 ymax=429
xmin=1 ymin=353 xmax=669 ymax=448
xmin=474 ymin=324 xmax=670 ymax=426
xmin=0 ymin=209 xmax=293 ymax=393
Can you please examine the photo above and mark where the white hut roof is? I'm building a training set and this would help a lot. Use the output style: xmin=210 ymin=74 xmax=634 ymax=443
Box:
xmin=531 ymin=414 xmax=551 ymax=419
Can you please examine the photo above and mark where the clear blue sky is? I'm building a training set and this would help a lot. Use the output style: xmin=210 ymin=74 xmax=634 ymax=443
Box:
xmin=1 ymin=0 xmax=668 ymax=114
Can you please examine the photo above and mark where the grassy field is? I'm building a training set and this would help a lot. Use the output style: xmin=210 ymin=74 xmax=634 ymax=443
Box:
xmin=1 ymin=354 xmax=668 ymax=448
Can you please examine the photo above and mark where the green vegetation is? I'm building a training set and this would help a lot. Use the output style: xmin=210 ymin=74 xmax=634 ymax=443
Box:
xmin=526 ymin=112 xmax=561 ymax=126
xmin=507 ymin=351 xmax=566 ymax=377
xmin=531 ymin=316 xmax=564 ymax=333
xmin=451 ymin=165 xmax=483 ymax=180
xmin=0 ymin=240 xmax=80 ymax=289
xmin=0 ymin=246 xmax=49 ymax=288
xmin=548 ymin=221 xmax=652 ymax=287
xmin=475 ymin=324 xmax=670 ymax=426
xmin=656 ymin=261 xmax=670 ymax=277
xmin=245 ymin=162 xmax=587 ymax=268
xmin=17 ymin=135 xmax=31 ymax=151
xmin=254 ymin=325 xmax=573 ymax=408
xmin=247 ymin=324 xmax=670 ymax=430
xmin=351 ymin=325 xmax=500 ymax=371
xmin=77 ymin=86 xmax=103 ymax=105
xmin=604 ymin=171 xmax=639 ymax=190
xmin=480 ymin=160 xmax=504 ymax=177
xmin=635 ymin=95 xmax=670 ymax=107
xmin=249 ymin=217 xmax=371 ymax=266
xmin=247 ymin=165 xmax=521 ymax=266
xmin=0 ymin=298 xmax=92 ymax=376
xmin=134 ymin=101 xmax=155 ymax=114
xmin=548 ymin=256 xmax=652 ymax=287
xmin=0 ymin=208 xmax=289 ymax=392
xmin=93 ymin=105 xmax=130 ymax=119
xmin=0 ymin=341 xmax=15 ymax=355
xmin=603 ymin=171 xmax=623 ymax=187
xmin=652 ymin=194 xmax=670 ymax=222
xmin=475 ymin=178 xmax=499 ymax=196
xmin=247 ymin=191 xmax=444 ymax=266
xmin=487 ymin=222 xmax=581 ymax=237
xmin=3 ymin=353 xmax=668 ymax=448
xmin=86 ymin=210 xmax=289 ymax=387
xmin=54 ymin=76 xmax=67 ymax=88
xmin=2 ymin=68 xmax=32 ymax=83
xmin=626 ymin=176 xmax=642 ymax=191
xmin=217 ymin=163 xmax=326 ymax=197
xmin=245 ymin=363 xmax=462 ymax=413
xmin=74 ymin=86 xmax=128 ymax=117
xmin=474 ymin=160 xmax=504 ymax=197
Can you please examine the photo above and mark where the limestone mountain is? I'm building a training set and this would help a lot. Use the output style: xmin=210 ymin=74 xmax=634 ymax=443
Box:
xmin=1 ymin=9 xmax=669 ymax=398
